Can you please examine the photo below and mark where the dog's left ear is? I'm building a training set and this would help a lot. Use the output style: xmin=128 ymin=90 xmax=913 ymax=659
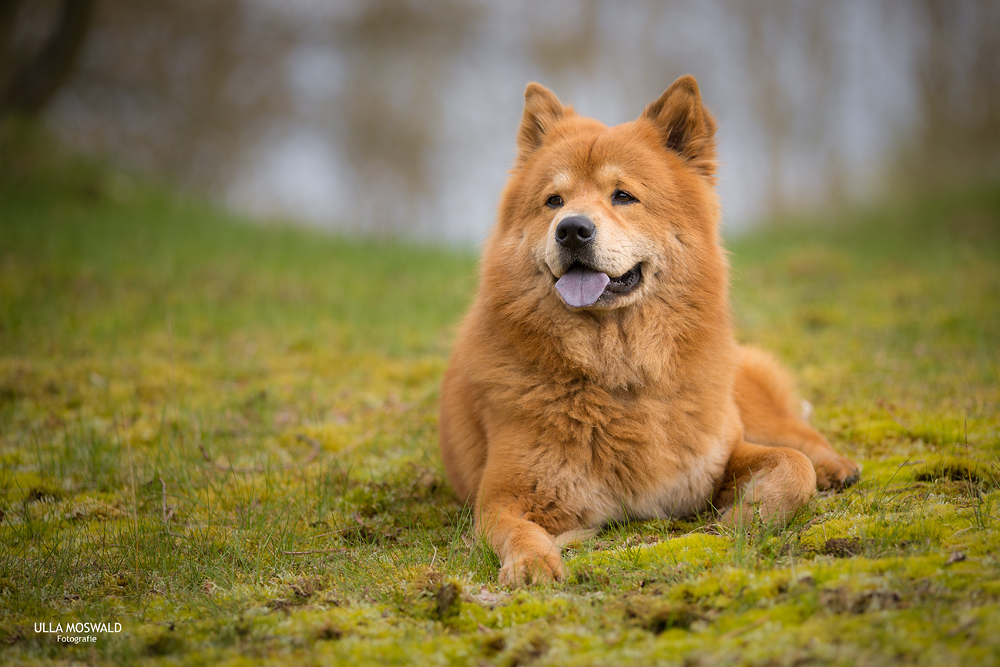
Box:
xmin=642 ymin=75 xmax=717 ymax=178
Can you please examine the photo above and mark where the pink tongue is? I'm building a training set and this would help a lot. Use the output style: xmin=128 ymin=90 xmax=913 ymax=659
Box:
xmin=555 ymin=266 xmax=611 ymax=308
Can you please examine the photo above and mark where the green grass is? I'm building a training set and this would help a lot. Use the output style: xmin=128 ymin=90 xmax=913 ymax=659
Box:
xmin=2 ymin=128 xmax=999 ymax=665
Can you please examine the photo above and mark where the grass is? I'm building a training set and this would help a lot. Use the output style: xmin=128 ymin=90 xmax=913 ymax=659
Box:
xmin=1 ymin=126 xmax=999 ymax=665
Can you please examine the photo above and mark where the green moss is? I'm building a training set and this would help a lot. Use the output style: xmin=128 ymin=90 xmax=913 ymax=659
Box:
xmin=395 ymin=567 xmax=463 ymax=623
xmin=569 ymin=532 xmax=730 ymax=573
xmin=800 ymin=517 xmax=857 ymax=552
xmin=912 ymin=457 xmax=1000 ymax=488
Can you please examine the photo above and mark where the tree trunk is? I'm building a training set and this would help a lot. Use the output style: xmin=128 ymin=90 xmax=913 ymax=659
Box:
xmin=1 ymin=0 xmax=96 ymax=117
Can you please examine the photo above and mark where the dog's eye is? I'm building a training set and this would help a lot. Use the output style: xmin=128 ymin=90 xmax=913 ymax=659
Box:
xmin=545 ymin=195 xmax=564 ymax=208
xmin=612 ymin=189 xmax=638 ymax=205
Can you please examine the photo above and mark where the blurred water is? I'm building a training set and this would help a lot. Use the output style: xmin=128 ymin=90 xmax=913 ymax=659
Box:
xmin=221 ymin=2 xmax=919 ymax=245
xmin=36 ymin=1 xmax=962 ymax=245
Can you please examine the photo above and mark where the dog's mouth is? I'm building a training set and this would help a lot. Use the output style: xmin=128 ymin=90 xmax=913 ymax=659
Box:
xmin=554 ymin=262 xmax=643 ymax=308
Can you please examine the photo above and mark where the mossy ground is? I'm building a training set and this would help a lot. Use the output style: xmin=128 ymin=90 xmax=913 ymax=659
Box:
xmin=2 ymin=130 xmax=999 ymax=665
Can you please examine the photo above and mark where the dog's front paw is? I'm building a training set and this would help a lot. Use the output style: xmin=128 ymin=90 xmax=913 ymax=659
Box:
xmin=815 ymin=455 xmax=861 ymax=490
xmin=498 ymin=550 xmax=565 ymax=587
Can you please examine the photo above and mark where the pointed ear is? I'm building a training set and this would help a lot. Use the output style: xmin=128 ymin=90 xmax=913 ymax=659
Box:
xmin=517 ymin=83 xmax=565 ymax=162
xmin=642 ymin=75 xmax=717 ymax=177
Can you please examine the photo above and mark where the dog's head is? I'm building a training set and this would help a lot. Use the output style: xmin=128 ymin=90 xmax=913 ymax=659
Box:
xmin=494 ymin=76 xmax=722 ymax=313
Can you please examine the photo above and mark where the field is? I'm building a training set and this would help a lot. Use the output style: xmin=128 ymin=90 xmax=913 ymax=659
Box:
xmin=2 ymin=133 xmax=999 ymax=665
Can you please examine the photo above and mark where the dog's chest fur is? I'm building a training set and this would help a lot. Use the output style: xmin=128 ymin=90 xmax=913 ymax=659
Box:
xmin=486 ymin=367 xmax=733 ymax=534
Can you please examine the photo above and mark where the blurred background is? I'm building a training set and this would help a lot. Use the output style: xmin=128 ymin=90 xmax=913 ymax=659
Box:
xmin=2 ymin=0 xmax=998 ymax=243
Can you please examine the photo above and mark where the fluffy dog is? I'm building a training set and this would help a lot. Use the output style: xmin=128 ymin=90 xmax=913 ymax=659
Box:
xmin=439 ymin=76 xmax=859 ymax=586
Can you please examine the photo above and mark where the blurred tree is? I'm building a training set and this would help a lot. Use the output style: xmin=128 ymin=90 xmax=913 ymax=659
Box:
xmin=0 ymin=0 xmax=95 ymax=116
xmin=321 ymin=0 xmax=480 ymax=234
xmin=901 ymin=0 xmax=1000 ymax=186
xmin=735 ymin=0 xmax=840 ymax=214
xmin=42 ymin=0 xmax=297 ymax=193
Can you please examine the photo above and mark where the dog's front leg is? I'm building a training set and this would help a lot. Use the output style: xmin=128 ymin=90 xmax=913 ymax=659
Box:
xmin=477 ymin=492 xmax=565 ymax=586
xmin=474 ymin=434 xmax=567 ymax=586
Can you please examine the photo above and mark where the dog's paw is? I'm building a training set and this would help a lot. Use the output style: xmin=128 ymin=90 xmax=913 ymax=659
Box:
xmin=815 ymin=455 xmax=861 ymax=490
xmin=498 ymin=550 xmax=565 ymax=587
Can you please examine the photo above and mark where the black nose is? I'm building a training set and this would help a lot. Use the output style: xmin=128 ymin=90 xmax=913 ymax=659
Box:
xmin=555 ymin=216 xmax=596 ymax=249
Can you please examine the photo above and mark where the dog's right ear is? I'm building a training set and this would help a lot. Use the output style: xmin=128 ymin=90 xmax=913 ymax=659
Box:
xmin=517 ymin=83 xmax=564 ymax=162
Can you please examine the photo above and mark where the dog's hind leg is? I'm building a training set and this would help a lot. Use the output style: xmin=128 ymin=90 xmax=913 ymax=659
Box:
xmin=714 ymin=441 xmax=816 ymax=529
xmin=735 ymin=346 xmax=860 ymax=489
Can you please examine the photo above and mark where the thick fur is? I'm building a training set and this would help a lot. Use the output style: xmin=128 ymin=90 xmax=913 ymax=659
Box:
xmin=439 ymin=76 xmax=859 ymax=586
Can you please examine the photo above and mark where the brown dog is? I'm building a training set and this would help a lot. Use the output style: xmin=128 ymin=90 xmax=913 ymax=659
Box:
xmin=439 ymin=76 xmax=859 ymax=586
